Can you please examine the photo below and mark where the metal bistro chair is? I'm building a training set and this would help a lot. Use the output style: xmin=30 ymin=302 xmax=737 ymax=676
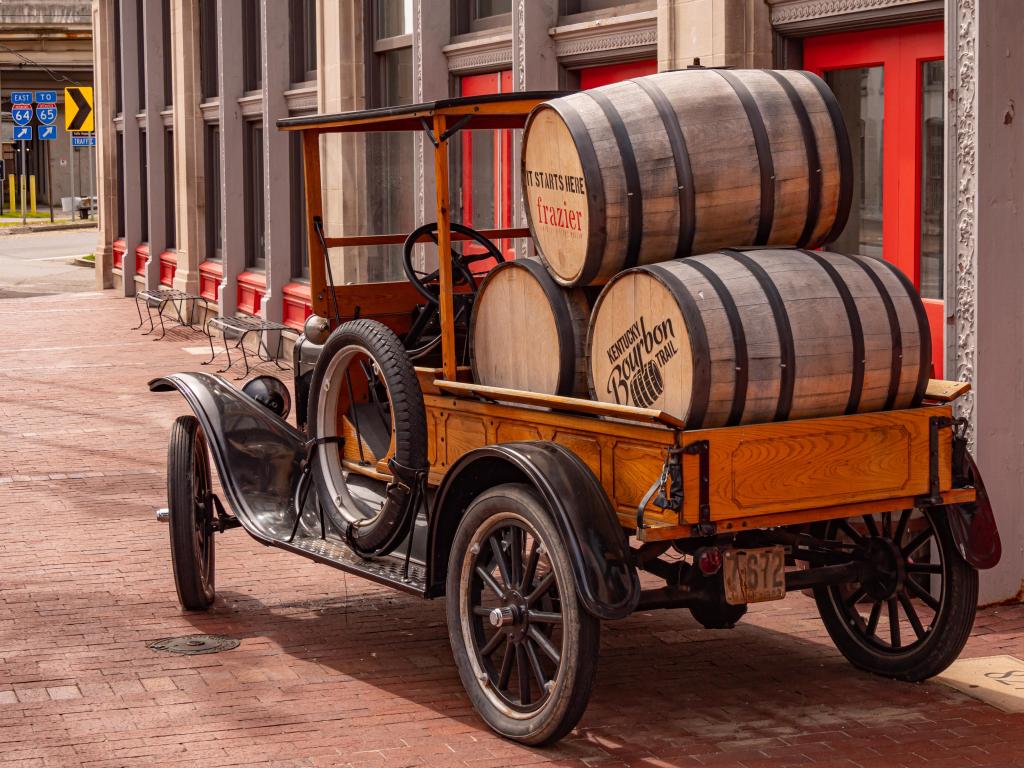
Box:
xmin=132 ymin=288 xmax=212 ymax=340
xmin=203 ymin=315 xmax=298 ymax=380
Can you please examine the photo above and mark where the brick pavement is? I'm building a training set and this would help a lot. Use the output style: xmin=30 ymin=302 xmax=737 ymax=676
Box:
xmin=0 ymin=290 xmax=1022 ymax=768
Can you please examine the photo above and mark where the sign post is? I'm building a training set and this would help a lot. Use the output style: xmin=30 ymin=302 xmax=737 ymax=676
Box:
xmin=65 ymin=88 xmax=94 ymax=222
xmin=12 ymin=93 xmax=33 ymax=226
xmin=36 ymin=94 xmax=58 ymax=223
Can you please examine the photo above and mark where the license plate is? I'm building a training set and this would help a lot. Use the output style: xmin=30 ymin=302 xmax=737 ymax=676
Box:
xmin=723 ymin=546 xmax=786 ymax=605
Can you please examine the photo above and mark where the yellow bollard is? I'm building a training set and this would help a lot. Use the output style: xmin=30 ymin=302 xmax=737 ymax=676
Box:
xmin=29 ymin=176 xmax=36 ymax=214
xmin=6 ymin=174 xmax=13 ymax=214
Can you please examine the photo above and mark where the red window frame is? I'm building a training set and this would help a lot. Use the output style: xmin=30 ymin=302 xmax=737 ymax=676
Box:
xmin=804 ymin=22 xmax=945 ymax=375
xmin=578 ymin=59 xmax=657 ymax=90
xmin=459 ymin=71 xmax=514 ymax=264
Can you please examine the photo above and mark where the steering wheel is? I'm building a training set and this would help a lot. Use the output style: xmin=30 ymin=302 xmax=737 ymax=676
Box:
xmin=402 ymin=222 xmax=505 ymax=306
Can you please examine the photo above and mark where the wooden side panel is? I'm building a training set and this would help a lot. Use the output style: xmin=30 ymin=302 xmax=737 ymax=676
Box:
xmin=423 ymin=394 xmax=953 ymax=537
xmin=682 ymin=406 xmax=952 ymax=522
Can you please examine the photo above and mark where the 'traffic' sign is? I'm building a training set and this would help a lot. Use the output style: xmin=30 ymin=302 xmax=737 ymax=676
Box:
xmin=39 ymin=125 xmax=57 ymax=141
xmin=14 ymin=126 xmax=33 ymax=141
xmin=10 ymin=91 xmax=32 ymax=105
xmin=64 ymin=87 xmax=94 ymax=132
xmin=11 ymin=106 xmax=33 ymax=127
xmin=71 ymin=134 xmax=97 ymax=148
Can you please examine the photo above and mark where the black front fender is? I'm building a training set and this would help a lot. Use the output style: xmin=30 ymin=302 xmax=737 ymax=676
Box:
xmin=150 ymin=372 xmax=310 ymax=543
xmin=428 ymin=441 xmax=640 ymax=620
xmin=946 ymin=452 xmax=1001 ymax=570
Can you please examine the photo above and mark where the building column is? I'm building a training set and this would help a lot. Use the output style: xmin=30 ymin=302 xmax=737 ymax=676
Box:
xmin=657 ymin=0 xmax=772 ymax=70
xmin=319 ymin=0 xmax=365 ymax=283
xmin=216 ymin=0 xmax=244 ymax=316
xmin=948 ymin=0 xmax=1024 ymax=604
xmin=259 ymin=0 xmax=290 ymax=322
xmin=171 ymin=0 xmax=204 ymax=296
xmin=141 ymin=0 xmax=168 ymax=290
xmin=118 ymin=0 xmax=142 ymax=296
xmin=413 ymin=0 xmax=450 ymax=241
xmin=92 ymin=0 xmax=117 ymax=290
xmin=511 ymin=0 xmax=558 ymax=257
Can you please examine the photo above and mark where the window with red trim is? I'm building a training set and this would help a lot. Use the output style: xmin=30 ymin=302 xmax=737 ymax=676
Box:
xmin=804 ymin=22 xmax=945 ymax=375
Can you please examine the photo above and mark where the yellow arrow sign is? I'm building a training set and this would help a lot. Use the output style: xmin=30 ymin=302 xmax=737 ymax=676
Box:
xmin=64 ymin=87 xmax=94 ymax=132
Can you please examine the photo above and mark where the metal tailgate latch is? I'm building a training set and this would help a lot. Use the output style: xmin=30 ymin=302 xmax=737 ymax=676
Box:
xmin=636 ymin=441 xmax=684 ymax=530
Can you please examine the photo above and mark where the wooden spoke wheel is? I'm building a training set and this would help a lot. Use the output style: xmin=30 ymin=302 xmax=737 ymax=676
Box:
xmin=814 ymin=507 xmax=978 ymax=681
xmin=447 ymin=484 xmax=599 ymax=745
xmin=167 ymin=415 xmax=215 ymax=611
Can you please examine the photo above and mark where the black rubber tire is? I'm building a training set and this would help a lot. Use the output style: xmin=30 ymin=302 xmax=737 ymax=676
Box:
xmin=446 ymin=484 xmax=600 ymax=746
xmin=167 ymin=415 xmax=215 ymax=611
xmin=308 ymin=319 xmax=427 ymax=555
xmin=814 ymin=508 xmax=978 ymax=681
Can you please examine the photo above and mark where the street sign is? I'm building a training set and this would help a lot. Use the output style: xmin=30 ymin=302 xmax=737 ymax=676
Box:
xmin=34 ymin=90 xmax=58 ymax=104
xmin=11 ymin=106 xmax=33 ymax=127
xmin=10 ymin=91 xmax=32 ymax=105
xmin=39 ymin=125 xmax=57 ymax=141
xmin=14 ymin=126 xmax=33 ymax=141
xmin=64 ymin=87 xmax=94 ymax=132
xmin=71 ymin=134 xmax=96 ymax=148
xmin=36 ymin=105 xmax=58 ymax=126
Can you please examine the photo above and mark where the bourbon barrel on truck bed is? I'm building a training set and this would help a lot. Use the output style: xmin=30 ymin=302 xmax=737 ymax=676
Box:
xmin=470 ymin=259 xmax=592 ymax=397
xmin=586 ymin=249 xmax=931 ymax=428
xmin=522 ymin=69 xmax=852 ymax=286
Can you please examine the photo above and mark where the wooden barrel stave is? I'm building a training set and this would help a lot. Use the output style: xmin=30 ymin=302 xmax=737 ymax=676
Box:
xmin=586 ymin=248 xmax=929 ymax=428
xmin=470 ymin=259 xmax=592 ymax=397
xmin=523 ymin=69 xmax=851 ymax=286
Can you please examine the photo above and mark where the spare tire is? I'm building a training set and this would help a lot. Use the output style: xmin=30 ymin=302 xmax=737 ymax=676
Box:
xmin=307 ymin=319 xmax=427 ymax=557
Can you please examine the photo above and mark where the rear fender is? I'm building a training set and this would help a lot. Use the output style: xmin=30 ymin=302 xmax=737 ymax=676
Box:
xmin=150 ymin=372 xmax=311 ymax=543
xmin=428 ymin=442 xmax=640 ymax=620
xmin=946 ymin=452 xmax=1001 ymax=570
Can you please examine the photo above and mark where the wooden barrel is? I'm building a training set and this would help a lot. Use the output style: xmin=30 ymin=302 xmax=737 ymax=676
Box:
xmin=587 ymin=249 xmax=931 ymax=428
xmin=522 ymin=69 xmax=853 ymax=286
xmin=470 ymin=259 xmax=592 ymax=397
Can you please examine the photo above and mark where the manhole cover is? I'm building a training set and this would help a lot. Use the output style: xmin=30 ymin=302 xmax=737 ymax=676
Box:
xmin=148 ymin=634 xmax=240 ymax=655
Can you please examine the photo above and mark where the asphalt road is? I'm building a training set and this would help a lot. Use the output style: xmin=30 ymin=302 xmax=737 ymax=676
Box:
xmin=0 ymin=228 xmax=98 ymax=299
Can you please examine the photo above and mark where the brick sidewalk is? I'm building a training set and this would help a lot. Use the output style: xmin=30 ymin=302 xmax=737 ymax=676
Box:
xmin=0 ymin=290 xmax=1021 ymax=768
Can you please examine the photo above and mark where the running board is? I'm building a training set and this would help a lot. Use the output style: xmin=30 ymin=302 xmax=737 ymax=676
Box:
xmin=270 ymin=533 xmax=428 ymax=597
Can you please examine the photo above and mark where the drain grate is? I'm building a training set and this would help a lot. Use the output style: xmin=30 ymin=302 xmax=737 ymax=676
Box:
xmin=148 ymin=634 xmax=240 ymax=655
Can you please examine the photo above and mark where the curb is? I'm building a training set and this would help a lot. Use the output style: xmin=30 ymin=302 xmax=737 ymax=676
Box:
xmin=73 ymin=258 xmax=96 ymax=268
xmin=0 ymin=222 xmax=98 ymax=235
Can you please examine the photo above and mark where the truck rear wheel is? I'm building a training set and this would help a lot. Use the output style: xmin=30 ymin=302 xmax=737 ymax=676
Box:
xmin=167 ymin=415 xmax=215 ymax=611
xmin=446 ymin=484 xmax=600 ymax=745
xmin=814 ymin=507 xmax=977 ymax=681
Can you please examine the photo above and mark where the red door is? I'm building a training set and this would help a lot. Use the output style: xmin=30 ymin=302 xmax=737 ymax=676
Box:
xmin=804 ymin=22 xmax=945 ymax=375
xmin=578 ymin=59 xmax=657 ymax=89
xmin=459 ymin=71 xmax=514 ymax=265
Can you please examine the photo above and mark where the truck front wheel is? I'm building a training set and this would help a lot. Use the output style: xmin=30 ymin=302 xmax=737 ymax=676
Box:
xmin=446 ymin=483 xmax=600 ymax=745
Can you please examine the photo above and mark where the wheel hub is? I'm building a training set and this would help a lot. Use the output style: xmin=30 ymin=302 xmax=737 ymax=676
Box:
xmin=861 ymin=536 xmax=905 ymax=601
xmin=490 ymin=588 xmax=532 ymax=642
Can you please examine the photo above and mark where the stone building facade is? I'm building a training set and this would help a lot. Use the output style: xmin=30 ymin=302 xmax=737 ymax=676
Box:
xmin=1 ymin=1 xmax=93 ymax=207
xmin=91 ymin=0 xmax=1023 ymax=604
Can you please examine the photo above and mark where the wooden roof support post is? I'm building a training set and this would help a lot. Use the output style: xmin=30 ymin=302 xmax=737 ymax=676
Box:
xmin=302 ymin=129 xmax=328 ymax=318
xmin=432 ymin=114 xmax=458 ymax=380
